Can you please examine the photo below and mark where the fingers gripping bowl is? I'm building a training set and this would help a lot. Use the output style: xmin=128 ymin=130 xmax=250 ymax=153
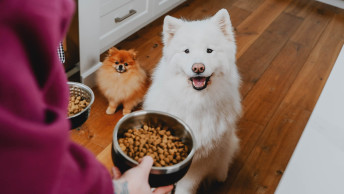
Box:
xmin=112 ymin=110 xmax=196 ymax=187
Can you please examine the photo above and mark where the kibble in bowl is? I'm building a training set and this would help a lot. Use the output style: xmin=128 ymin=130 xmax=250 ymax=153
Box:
xmin=67 ymin=82 xmax=94 ymax=129
xmin=112 ymin=110 xmax=196 ymax=187
xmin=118 ymin=124 xmax=189 ymax=167
xmin=68 ymin=95 xmax=90 ymax=117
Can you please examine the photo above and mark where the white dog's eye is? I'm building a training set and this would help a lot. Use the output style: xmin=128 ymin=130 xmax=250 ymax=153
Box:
xmin=207 ymin=48 xmax=213 ymax=53
xmin=184 ymin=49 xmax=190 ymax=54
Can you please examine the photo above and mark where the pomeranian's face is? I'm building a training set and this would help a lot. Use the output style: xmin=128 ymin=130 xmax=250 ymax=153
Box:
xmin=105 ymin=48 xmax=137 ymax=73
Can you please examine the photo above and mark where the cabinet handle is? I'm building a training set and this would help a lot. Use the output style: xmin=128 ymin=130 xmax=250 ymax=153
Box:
xmin=115 ymin=9 xmax=137 ymax=23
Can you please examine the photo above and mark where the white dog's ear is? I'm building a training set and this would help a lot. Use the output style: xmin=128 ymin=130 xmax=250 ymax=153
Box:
xmin=163 ymin=15 xmax=183 ymax=45
xmin=211 ymin=9 xmax=234 ymax=42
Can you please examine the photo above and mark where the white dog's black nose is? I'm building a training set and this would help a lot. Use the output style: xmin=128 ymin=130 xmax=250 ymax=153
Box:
xmin=192 ymin=63 xmax=205 ymax=74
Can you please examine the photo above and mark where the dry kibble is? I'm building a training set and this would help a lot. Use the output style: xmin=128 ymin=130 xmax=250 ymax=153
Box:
xmin=169 ymin=149 xmax=175 ymax=155
xmin=159 ymin=154 xmax=165 ymax=160
xmin=119 ymin=144 xmax=126 ymax=152
xmin=68 ymin=94 xmax=90 ymax=117
xmin=117 ymin=124 xmax=189 ymax=167
xmin=135 ymin=142 xmax=140 ymax=148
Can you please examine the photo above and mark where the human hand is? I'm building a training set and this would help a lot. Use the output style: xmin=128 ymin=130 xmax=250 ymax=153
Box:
xmin=112 ymin=156 xmax=173 ymax=194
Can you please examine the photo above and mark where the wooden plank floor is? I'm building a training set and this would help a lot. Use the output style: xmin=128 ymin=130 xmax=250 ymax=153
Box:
xmin=69 ymin=0 xmax=344 ymax=193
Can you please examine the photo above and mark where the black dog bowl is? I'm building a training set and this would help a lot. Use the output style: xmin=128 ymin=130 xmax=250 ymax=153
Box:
xmin=67 ymin=82 xmax=94 ymax=129
xmin=112 ymin=110 xmax=196 ymax=187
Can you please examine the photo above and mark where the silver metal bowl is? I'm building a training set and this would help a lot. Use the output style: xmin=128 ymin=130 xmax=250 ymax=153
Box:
xmin=112 ymin=110 xmax=196 ymax=187
xmin=67 ymin=82 xmax=94 ymax=129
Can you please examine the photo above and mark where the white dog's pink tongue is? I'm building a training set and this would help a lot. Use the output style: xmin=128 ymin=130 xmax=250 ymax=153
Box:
xmin=192 ymin=77 xmax=206 ymax=88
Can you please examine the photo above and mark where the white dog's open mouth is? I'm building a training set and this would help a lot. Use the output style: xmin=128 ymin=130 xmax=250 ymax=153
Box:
xmin=190 ymin=76 xmax=211 ymax=90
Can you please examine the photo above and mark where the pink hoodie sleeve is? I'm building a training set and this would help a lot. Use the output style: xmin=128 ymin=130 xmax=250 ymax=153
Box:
xmin=0 ymin=0 xmax=114 ymax=193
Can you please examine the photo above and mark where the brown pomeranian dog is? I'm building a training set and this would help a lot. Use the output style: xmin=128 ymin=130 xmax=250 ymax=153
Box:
xmin=96 ymin=47 xmax=148 ymax=115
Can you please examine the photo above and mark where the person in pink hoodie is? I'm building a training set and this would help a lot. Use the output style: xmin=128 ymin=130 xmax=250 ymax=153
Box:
xmin=0 ymin=0 xmax=173 ymax=193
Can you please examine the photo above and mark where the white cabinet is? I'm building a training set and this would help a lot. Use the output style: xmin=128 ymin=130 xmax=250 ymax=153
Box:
xmin=78 ymin=0 xmax=185 ymax=87
xmin=99 ymin=0 xmax=152 ymax=53
xmin=153 ymin=0 xmax=183 ymax=16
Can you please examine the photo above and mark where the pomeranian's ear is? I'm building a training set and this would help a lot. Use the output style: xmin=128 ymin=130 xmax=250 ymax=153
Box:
xmin=128 ymin=49 xmax=137 ymax=60
xmin=108 ymin=47 xmax=119 ymax=56
xmin=163 ymin=15 xmax=183 ymax=46
xmin=211 ymin=9 xmax=234 ymax=42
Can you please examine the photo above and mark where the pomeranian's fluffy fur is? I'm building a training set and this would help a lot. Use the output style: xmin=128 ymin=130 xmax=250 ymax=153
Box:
xmin=143 ymin=9 xmax=242 ymax=193
xmin=97 ymin=47 xmax=148 ymax=115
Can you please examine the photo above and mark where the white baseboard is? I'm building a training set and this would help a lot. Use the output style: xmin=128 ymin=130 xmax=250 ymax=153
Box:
xmin=66 ymin=63 xmax=80 ymax=78
xmin=81 ymin=61 xmax=103 ymax=88
xmin=317 ymin=0 xmax=344 ymax=9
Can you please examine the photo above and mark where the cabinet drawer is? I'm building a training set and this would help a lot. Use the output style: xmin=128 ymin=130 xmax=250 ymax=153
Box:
xmin=99 ymin=0 xmax=151 ymax=52
xmin=99 ymin=0 xmax=131 ymax=17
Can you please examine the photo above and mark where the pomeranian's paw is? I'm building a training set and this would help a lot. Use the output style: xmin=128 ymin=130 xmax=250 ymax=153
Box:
xmin=106 ymin=106 xmax=116 ymax=114
xmin=122 ymin=109 xmax=131 ymax=115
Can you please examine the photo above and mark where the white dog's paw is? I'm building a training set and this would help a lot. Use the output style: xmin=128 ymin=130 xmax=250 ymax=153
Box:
xmin=174 ymin=187 xmax=193 ymax=194
xmin=174 ymin=181 xmax=197 ymax=194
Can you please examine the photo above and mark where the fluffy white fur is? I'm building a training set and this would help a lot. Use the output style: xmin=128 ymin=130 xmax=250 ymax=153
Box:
xmin=143 ymin=9 xmax=242 ymax=194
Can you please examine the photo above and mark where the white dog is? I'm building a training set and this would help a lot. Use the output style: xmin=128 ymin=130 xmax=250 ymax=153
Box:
xmin=143 ymin=9 xmax=242 ymax=194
